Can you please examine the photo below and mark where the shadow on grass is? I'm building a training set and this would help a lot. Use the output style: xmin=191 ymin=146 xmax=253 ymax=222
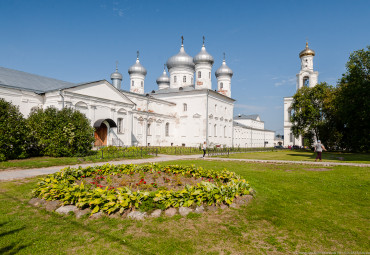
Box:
xmin=0 ymin=242 xmax=29 ymax=255
xmin=2 ymin=192 xmax=155 ymax=255
xmin=0 ymin=225 xmax=29 ymax=255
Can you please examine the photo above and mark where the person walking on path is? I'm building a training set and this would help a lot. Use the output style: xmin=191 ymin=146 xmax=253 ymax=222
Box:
xmin=314 ymin=140 xmax=327 ymax=162
xmin=202 ymin=141 xmax=207 ymax=158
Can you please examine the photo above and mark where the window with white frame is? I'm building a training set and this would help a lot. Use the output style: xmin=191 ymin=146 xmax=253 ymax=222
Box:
xmin=183 ymin=103 xmax=187 ymax=112
xmin=209 ymin=72 xmax=211 ymax=79
xmin=117 ymin=118 xmax=123 ymax=133
xmin=174 ymin=76 xmax=177 ymax=83
xmin=147 ymin=123 xmax=151 ymax=135
xmin=198 ymin=71 xmax=201 ymax=78
xmin=183 ymin=76 xmax=186 ymax=83
xmin=132 ymin=80 xmax=134 ymax=86
xmin=214 ymin=124 xmax=217 ymax=137
xmin=224 ymin=126 xmax=226 ymax=137
xmin=141 ymin=81 xmax=143 ymax=87
xmin=165 ymin=122 xmax=169 ymax=136
xmin=220 ymin=82 xmax=223 ymax=89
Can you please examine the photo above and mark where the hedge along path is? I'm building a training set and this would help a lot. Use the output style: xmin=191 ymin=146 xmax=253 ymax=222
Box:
xmin=32 ymin=163 xmax=254 ymax=216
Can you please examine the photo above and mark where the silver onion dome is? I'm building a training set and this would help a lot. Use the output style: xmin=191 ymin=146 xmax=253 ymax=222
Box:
xmin=128 ymin=51 xmax=147 ymax=76
xmin=166 ymin=44 xmax=195 ymax=70
xmin=111 ymin=68 xmax=123 ymax=80
xmin=156 ymin=66 xmax=170 ymax=85
xmin=194 ymin=38 xmax=214 ymax=65
xmin=215 ymin=54 xmax=233 ymax=78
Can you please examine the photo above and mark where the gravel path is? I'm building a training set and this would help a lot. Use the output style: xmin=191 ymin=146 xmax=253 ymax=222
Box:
xmin=0 ymin=154 xmax=368 ymax=181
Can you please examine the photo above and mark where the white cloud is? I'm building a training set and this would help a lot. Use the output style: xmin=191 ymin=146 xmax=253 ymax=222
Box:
xmin=273 ymin=77 xmax=296 ymax=87
xmin=113 ymin=7 xmax=124 ymax=17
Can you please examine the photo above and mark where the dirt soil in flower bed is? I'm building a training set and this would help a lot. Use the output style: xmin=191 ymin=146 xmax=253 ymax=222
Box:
xmin=76 ymin=172 xmax=220 ymax=192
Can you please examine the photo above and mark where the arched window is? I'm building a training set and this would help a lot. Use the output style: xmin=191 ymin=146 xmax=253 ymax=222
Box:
xmin=141 ymin=81 xmax=143 ymax=87
xmin=209 ymin=72 xmax=211 ymax=79
xmin=174 ymin=76 xmax=177 ymax=83
xmin=220 ymin=82 xmax=223 ymax=89
xmin=303 ymin=76 xmax=309 ymax=87
xmin=214 ymin=124 xmax=217 ymax=137
xmin=132 ymin=80 xmax=134 ymax=86
xmin=183 ymin=103 xmax=187 ymax=112
xmin=215 ymin=104 xmax=217 ymax=112
xmin=198 ymin=71 xmax=201 ymax=78
xmin=183 ymin=76 xmax=186 ymax=83
xmin=147 ymin=123 xmax=151 ymax=135
xmin=224 ymin=126 xmax=226 ymax=137
xmin=165 ymin=122 xmax=169 ymax=136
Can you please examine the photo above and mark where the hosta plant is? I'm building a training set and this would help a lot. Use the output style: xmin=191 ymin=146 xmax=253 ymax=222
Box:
xmin=33 ymin=164 xmax=254 ymax=215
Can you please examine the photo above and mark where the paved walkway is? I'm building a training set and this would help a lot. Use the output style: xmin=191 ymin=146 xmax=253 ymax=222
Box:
xmin=0 ymin=154 xmax=368 ymax=181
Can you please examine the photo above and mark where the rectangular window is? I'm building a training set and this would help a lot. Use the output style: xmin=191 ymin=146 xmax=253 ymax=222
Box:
xmin=117 ymin=118 xmax=123 ymax=133
xmin=183 ymin=76 xmax=186 ymax=82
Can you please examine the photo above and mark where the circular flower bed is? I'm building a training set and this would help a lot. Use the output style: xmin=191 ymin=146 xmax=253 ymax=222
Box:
xmin=33 ymin=164 xmax=254 ymax=215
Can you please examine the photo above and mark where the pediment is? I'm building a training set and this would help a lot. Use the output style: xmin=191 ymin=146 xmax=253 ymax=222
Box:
xmin=65 ymin=80 xmax=134 ymax=105
xmin=193 ymin=113 xmax=201 ymax=118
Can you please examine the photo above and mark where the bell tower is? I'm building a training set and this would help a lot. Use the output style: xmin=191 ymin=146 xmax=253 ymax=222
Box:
xmin=296 ymin=42 xmax=319 ymax=90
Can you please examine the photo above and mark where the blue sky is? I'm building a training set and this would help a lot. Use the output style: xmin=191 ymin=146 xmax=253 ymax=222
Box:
xmin=1 ymin=0 xmax=369 ymax=134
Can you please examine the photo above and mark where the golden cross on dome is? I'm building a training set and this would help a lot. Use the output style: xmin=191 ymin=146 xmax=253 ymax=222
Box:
xmin=137 ymin=50 xmax=139 ymax=59
xmin=181 ymin=35 xmax=184 ymax=45
xmin=203 ymin=36 xmax=205 ymax=46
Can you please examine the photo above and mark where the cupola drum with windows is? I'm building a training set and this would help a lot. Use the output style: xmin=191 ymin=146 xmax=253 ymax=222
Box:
xmin=128 ymin=51 xmax=147 ymax=95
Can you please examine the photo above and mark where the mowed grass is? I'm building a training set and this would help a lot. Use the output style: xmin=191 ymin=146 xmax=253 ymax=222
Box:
xmin=0 ymin=160 xmax=369 ymax=254
xmin=219 ymin=150 xmax=370 ymax=163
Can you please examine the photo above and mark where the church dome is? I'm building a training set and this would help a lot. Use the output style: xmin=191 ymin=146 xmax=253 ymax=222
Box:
xmin=194 ymin=44 xmax=214 ymax=65
xmin=215 ymin=58 xmax=233 ymax=78
xmin=128 ymin=53 xmax=147 ymax=76
xmin=156 ymin=67 xmax=170 ymax=85
xmin=299 ymin=42 xmax=315 ymax=58
xmin=166 ymin=44 xmax=195 ymax=70
xmin=110 ymin=68 xmax=122 ymax=80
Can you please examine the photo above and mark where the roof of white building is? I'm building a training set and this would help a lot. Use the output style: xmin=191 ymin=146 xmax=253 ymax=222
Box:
xmin=233 ymin=121 xmax=274 ymax=132
xmin=234 ymin=114 xmax=260 ymax=120
xmin=0 ymin=66 xmax=78 ymax=93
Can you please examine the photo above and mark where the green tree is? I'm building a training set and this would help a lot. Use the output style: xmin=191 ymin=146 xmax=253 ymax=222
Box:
xmin=0 ymin=98 xmax=29 ymax=161
xmin=290 ymin=82 xmax=338 ymax=148
xmin=336 ymin=46 xmax=370 ymax=152
xmin=27 ymin=107 xmax=95 ymax=157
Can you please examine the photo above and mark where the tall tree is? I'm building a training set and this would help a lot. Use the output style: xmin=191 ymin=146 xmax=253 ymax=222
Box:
xmin=290 ymin=82 xmax=337 ymax=147
xmin=336 ymin=46 xmax=370 ymax=152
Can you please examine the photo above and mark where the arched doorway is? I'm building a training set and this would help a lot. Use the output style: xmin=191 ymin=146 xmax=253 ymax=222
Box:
xmin=93 ymin=119 xmax=117 ymax=146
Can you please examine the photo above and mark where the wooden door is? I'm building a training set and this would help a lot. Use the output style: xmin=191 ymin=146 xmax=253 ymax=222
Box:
xmin=94 ymin=124 xmax=107 ymax=146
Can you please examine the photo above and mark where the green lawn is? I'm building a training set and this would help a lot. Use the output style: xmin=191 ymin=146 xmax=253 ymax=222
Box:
xmin=219 ymin=150 xmax=370 ymax=163
xmin=0 ymin=160 xmax=369 ymax=254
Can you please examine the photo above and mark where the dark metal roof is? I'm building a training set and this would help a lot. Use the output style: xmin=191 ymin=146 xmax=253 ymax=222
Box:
xmin=0 ymin=66 xmax=77 ymax=93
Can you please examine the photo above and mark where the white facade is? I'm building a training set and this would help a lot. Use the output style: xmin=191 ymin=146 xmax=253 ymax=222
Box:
xmin=0 ymin=39 xmax=276 ymax=148
xmin=284 ymin=42 xmax=319 ymax=146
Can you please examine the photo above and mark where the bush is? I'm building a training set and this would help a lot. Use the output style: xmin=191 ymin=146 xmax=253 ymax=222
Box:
xmin=0 ymin=98 xmax=29 ymax=161
xmin=27 ymin=107 xmax=95 ymax=157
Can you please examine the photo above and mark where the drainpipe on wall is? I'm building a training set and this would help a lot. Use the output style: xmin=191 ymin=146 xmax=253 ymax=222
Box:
xmin=145 ymin=94 xmax=150 ymax=147
xmin=59 ymin=89 xmax=65 ymax=109
xmin=206 ymin=90 xmax=209 ymax=145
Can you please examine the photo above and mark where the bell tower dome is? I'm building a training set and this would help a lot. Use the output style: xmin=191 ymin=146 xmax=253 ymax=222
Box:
xmin=296 ymin=42 xmax=319 ymax=90
xmin=215 ymin=53 xmax=233 ymax=97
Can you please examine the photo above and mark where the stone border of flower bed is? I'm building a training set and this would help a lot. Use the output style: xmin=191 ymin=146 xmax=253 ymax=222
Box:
xmin=31 ymin=163 xmax=255 ymax=219
xmin=28 ymin=195 xmax=253 ymax=220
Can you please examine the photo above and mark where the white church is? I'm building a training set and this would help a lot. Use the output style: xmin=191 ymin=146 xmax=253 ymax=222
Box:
xmin=0 ymin=38 xmax=276 ymax=148
xmin=284 ymin=42 xmax=319 ymax=146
